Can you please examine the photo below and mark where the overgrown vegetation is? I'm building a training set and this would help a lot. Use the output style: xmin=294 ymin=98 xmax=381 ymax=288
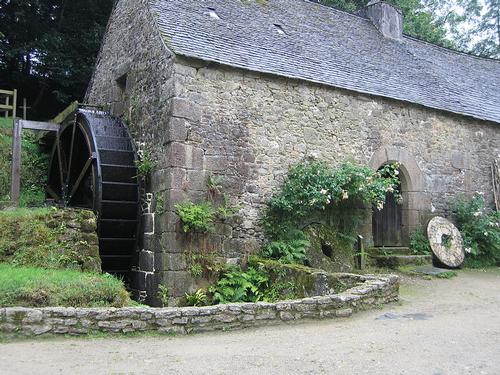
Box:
xmin=0 ymin=264 xmax=131 ymax=308
xmin=0 ymin=208 xmax=132 ymax=308
xmin=261 ymin=159 xmax=400 ymax=265
xmin=453 ymin=193 xmax=500 ymax=268
xmin=0 ymin=117 xmax=48 ymax=206
xmin=409 ymin=228 xmax=432 ymax=255
xmin=0 ymin=208 xmax=100 ymax=272
xmin=175 ymin=201 xmax=215 ymax=233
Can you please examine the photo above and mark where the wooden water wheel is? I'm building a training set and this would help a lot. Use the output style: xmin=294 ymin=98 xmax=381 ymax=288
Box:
xmin=47 ymin=109 xmax=140 ymax=278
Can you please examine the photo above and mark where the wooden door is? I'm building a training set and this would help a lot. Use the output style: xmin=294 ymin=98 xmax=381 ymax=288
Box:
xmin=372 ymin=191 xmax=403 ymax=247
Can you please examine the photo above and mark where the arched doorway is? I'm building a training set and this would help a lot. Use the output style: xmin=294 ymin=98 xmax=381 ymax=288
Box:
xmin=369 ymin=146 xmax=428 ymax=248
xmin=372 ymin=169 xmax=403 ymax=246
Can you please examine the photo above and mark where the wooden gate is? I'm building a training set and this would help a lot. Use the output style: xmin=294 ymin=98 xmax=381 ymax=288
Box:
xmin=372 ymin=190 xmax=403 ymax=247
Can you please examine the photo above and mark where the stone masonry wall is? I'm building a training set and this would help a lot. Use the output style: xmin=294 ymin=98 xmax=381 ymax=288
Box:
xmin=174 ymin=57 xmax=499 ymax=247
xmin=0 ymin=274 xmax=398 ymax=338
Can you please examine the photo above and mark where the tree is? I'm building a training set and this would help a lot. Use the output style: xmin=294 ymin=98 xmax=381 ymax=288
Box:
xmin=0 ymin=0 xmax=114 ymax=120
xmin=320 ymin=0 xmax=455 ymax=48
xmin=466 ymin=0 xmax=500 ymax=58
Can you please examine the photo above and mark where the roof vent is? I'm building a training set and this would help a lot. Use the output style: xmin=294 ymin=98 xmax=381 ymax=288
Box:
xmin=364 ymin=0 xmax=403 ymax=40
xmin=274 ymin=24 xmax=286 ymax=35
xmin=207 ymin=8 xmax=220 ymax=20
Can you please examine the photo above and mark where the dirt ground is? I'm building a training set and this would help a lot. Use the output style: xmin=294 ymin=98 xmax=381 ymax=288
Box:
xmin=1 ymin=269 xmax=499 ymax=375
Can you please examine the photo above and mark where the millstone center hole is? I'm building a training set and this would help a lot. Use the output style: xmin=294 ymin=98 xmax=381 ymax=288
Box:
xmin=441 ymin=234 xmax=452 ymax=249
xmin=321 ymin=242 xmax=333 ymax=258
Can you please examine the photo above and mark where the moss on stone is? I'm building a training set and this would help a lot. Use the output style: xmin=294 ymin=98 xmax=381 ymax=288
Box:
xmin=0 ymin=207 xmax=101 ymax=273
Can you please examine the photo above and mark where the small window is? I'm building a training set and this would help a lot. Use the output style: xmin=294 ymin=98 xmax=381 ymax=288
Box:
xmin=116 ymin=74 xmax=127 ymax=98
xmin=116 ymin=74 xmax=127 ymax=92
xmin=207 ymin=8 xmax=220 ymax=20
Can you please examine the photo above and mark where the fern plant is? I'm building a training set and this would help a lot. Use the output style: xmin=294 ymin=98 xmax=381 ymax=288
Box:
xmin=175 ymin=201 xmax=215 ymax=233
xmin=209 ymin=266 xmax=269 ymax=304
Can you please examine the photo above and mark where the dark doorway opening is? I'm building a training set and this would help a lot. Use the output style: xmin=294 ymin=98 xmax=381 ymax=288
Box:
xmin=372 ymin=169 xmax=403 ymax=247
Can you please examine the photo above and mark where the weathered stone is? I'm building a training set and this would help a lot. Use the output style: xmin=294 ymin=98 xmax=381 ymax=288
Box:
xmin=427 ymin=216 xmax=465 ymax=268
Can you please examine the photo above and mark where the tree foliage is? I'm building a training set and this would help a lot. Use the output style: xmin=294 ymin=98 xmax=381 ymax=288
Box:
xmin=320 ymin=0 xmax=455 ymax=48
xmin=0 ymin=0 xmax=114 ymax=119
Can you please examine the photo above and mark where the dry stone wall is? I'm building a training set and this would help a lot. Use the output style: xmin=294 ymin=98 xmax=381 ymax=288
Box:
xmin=0 ymin=274 xmax=398 ymax=338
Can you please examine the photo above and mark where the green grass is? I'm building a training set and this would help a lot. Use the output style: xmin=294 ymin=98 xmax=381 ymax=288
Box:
xmin=0 ymin=207 xmax=100 ymax=272
xmin=0 ymin=264 xmax=132 ymax=308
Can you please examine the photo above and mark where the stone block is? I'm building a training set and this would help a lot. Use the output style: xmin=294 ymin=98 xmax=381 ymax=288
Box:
xmin=166 ymin=143 xmax=204 ymax=170
xmin=172 ymin=97 xmax=202 ymax=123
xmin=163 ymin=271 xmax=194 ymax=297
xmin=164 ymin=253 xmax=187 ymax=271
xmin=187 ymin=170 xmax=207 ymax=191
xmin=142 ymin=213 xmax=155 ymax=234
xmin=166 ymin=118 xmax=188 ymax=143
xmin=160 ymin=232 xmax=184 ymax=253
xmin=205 ymin=155 xmax=228 ymax=172
xmin=139 ymin=251 xmax=154 ymax=272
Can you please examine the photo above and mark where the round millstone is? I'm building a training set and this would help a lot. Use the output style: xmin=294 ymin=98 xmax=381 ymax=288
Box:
xmin=427 ymin=216 xmax=465 ymax=268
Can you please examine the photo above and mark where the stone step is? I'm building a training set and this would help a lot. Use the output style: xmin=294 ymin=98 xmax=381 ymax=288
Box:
xmin=370 ymin=254 xmax=433 ymax=269
xmin=367 ymin=247 xmax=413 ymax=256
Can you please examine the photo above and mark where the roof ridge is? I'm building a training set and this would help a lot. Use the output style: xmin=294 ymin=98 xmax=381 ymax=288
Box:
xmin=402 ymin=34 xmax=500 ymax=64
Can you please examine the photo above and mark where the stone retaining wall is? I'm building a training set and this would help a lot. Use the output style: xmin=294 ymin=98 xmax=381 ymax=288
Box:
xmin=0 ymin=274 xmax=398 ymax=338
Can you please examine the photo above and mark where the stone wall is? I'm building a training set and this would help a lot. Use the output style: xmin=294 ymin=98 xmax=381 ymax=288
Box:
xmin=174 ymin=57 xmax=499 ymax=247
xmin=0 ymin=274 xmax=398 ymax=338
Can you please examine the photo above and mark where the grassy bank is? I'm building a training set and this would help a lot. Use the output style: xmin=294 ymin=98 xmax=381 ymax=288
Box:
xmin=0 ymin=208 xmax=101 ymax=272
xmin=0 ymin=208 xmax=133 ymax=308
xmin=0 ymin=264 xmax=132 ymax=308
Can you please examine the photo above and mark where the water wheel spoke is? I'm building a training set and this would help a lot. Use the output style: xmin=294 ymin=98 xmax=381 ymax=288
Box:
xmin=68 ymin=156 xmax=94 ymax=202
xmin=56 ymin=136 xmax=65 ymax=191
xmin=65 ymin=123 xmax=77 ymax=187
xmin=46 ymin=185 xmax=60 ymax=201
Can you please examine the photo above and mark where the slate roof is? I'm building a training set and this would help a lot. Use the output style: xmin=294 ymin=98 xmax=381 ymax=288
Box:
xmin=150 ymin=0 xmax=500 ymax=124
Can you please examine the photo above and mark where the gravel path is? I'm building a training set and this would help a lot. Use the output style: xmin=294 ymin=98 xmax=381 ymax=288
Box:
xmin=1 ymin=269 xmax=499 ymax=375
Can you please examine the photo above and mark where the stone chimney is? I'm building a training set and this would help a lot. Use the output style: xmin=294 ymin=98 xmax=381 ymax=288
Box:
xmin=364 ymin=0 xmax=403 ymax=40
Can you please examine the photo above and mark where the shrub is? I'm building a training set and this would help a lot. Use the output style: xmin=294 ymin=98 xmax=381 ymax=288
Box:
xmin=175 ymin=201 xmax=215 ymax=233
xmin=453 ymin=193 xmax=500 ymax=268
xmin=409 ymin=228 xmax=431 ymax=255
xmin=208 ymin=266 xmax=269 ymax=304
xmin=0 ymin=264 xmax=131 ymax=308
xmin=261 ymin=159 xmax=400 ymax=264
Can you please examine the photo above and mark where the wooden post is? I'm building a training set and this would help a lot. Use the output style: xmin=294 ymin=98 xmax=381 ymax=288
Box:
xmin=12 ymin=89 xmax=17 ymax=120
xmin=21 ymin=98 xmax=29 ymax=120
xmin=4 ymin=96 xmax=9 ymax=118
xmin=356 ymin=235 xmax=366 ymax=270
xmin=10 ymin=118 xmax=22 ymax=205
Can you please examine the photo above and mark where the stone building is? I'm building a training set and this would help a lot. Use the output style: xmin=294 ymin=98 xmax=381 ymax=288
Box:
xmin=86 ymin=0 xmax=500 ymax=305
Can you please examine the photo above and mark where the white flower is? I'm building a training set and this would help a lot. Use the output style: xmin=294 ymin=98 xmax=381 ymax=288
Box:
xmin=342 ymin=190 xmax=349 ymax=200
xmin=465 ymin=247 xmax=472 ymax=254
xmin=476 ymin=191 xmax=484 ymax=196
xmin=320 ymin=189 xmax=328 ymax=195
xmin=387 ymin=186 xmax=394 ymax=193
xmin=394 ymin=170 xmax=399 ymax=176
xmin=377 ymin=202 xmax=384 ymax=210
xmin=473 ymin=212 xmax=481 ymax=217
xmin=484 ymin=232 xmax=489 ymax=236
